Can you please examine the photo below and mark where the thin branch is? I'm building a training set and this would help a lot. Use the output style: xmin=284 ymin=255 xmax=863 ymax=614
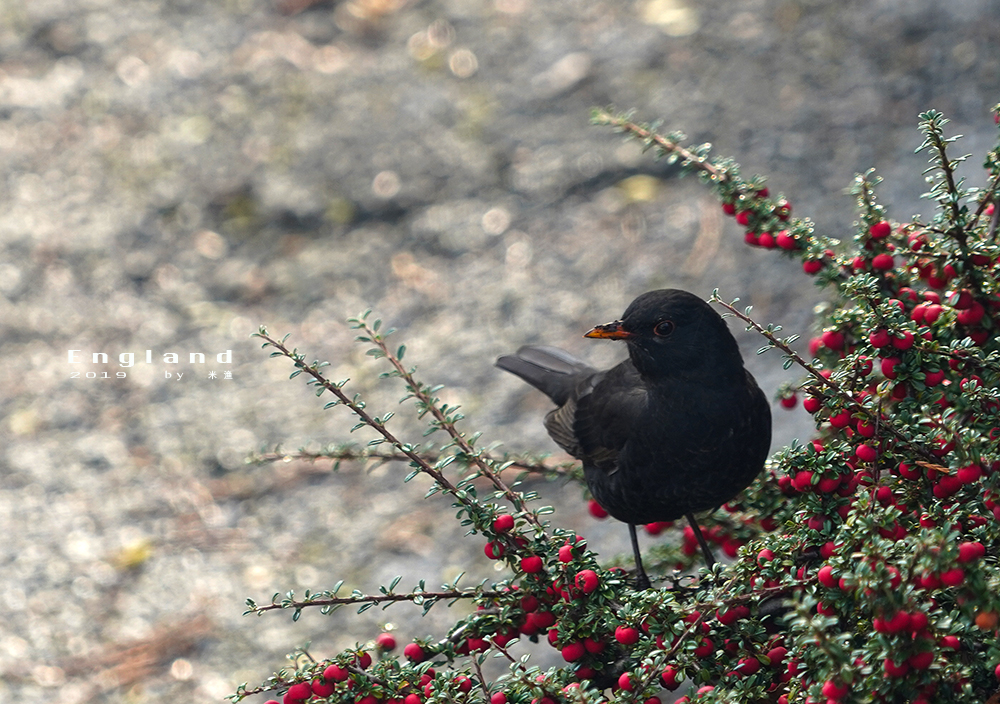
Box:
xmin=592 ymin=109 xmax=729 ymax=182
xmin=248 ymin=588 xmax=502 ymax=614
xmin=923 ymin=122 xmax=965 ymax=233
xmin=249 ymin=447 xmax=582 ymax=480
xmin=253 ymin=331 xmax=473 ymax=513
xmin=360 ymin=320 xmax=548 ymax=529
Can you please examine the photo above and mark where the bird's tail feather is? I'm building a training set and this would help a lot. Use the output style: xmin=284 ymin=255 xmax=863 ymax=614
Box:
xmin=495 ymin=345 xmax=595 ymax=405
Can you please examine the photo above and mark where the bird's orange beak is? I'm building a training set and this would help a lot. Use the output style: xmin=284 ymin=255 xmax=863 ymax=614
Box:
xmin=584 ymin=320 xmax=635 ymax=340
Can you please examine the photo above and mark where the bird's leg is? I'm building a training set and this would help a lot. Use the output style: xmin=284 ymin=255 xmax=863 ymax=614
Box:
xmin=628 ymin=523 xmax=651 ymax=589
xmin=685 ymin=513 xmax=716 ymax=569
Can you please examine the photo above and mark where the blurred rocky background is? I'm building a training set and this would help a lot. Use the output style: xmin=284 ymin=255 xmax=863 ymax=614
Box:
xmin=1 ymin=0 xmax=998 ymax=701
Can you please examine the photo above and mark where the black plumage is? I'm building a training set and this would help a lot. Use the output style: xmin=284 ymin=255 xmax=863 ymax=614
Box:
xmin=496 ymin=289 xmax=772 ymax=587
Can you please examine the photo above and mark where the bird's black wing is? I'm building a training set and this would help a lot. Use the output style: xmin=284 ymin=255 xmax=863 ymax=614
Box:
xmin=571 ymin=361 xmax=648 ymax=475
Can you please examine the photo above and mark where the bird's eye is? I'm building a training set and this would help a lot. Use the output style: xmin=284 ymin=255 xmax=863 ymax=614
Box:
xmin=653 ymin=320 xmax=675 ymax=337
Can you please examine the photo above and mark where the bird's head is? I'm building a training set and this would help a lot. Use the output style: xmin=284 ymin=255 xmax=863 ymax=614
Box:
xmin=584 ymin=289 xmax=744 ymax=381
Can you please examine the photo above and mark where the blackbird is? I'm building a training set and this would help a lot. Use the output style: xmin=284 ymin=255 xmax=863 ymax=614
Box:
xmin=496 ymin=289 xmax=771 ymax=587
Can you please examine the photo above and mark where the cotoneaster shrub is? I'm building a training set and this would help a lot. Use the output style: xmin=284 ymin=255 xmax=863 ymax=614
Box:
xmin=233 ymin=105 xmax=1000 ymax=704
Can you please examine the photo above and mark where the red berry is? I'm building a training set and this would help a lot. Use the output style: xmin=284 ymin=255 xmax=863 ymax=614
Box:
xmin=803 ymin=395 xmax=822 ymax=413
xmin=286 ymin=682 xmax=312 ymax=702
xmin=957 ymin=301 xmax=985 ymax=325
xmin=521 ymin=555 xmax=544 ymax=573
xmin=403 ymin=643 xmax=427 ymax=663
xmin=575 ymin=569 xmax=600 ymax=594
xmin=940 ymin=635 xmax=960 ymax=649
xmin=558 ymin=544 xmax=574 ymax=562
xmin=822 ymin=330 xmax=846 ymax=351
xmin=312 ymin=679 xmax=335 ymax=697
xmin=618 ymin=672 xmax=634 ymax=691
xmin=940 ymin=567 xmax=965 ymax=587
xmin=803 ymin=259 xmax=823 ymax=274
xmin=869 ymin=221 xmax=891 ymax=239
xmin=934 ymin=475 xmax=963 ymax=498
xmin=722 ymin=202 xmax=736 ymax=215
xmin=758 ymin=232 xmax=776 ymax=248
xmin=493 ymin=514 xmax=515 ymax=533
xmin=528 ymin=610 xmax=555 ymax=629
xmin=644 ymin=520 xmax=665 ymax=535
xmin=716 ymin=605 xmax=749 ymax=625
xmin=584 ymin=637 xmax=605 ymax=654
xmin=485 ymin=541 xmax=505 ymax=559
xmin=958 ymin=541 xmax=986 ymax=563
xmin=855 ymin=444 xmax=877 ymax=463
xmin=404 ymin=694 xmax=422 ymax=704
xmin=855 ymin=419 xmax=875 ymax=437
xmin=324 ymin=664 xmax=350 ymax=682
xmin=661 ymin=666 xmax=682 ymax=690
xmin=587 ymin=499 xmax=608 ymax=518
xmin=869 ymin=329 xmax=891 ymax=347
xmin=561 ymin=641 xmax=586 ymax=662
xmin=829 ymin=410 xmax=851 ymax=428
xmin=818 ymin=564 xmax=837 ymax=588
xmin=884 ymin=611 xmax=912 ymax=634
xmin=615 ymin=626 xmax=640 ymax=645
xmin=884 ymin=658 xmax=909 ymax=677
xmin=490 ymin=694 xmax=508 ymax=704
xmin=693 ymin=637 xmax=714 ymax=657
xmin=780 ymin=393 xmax=797 ymax=409
xmin=908 ymin=651 xmax=934 ymax=670
xmin=823 ymin=679 xmax=849 ymax=699
xmin=776 ymin=230 xmax=797 ymax=250
xmin=892 ymin=331 xmax=914 ymax=350
xmin=792 ymin=469 xmax=814 ymax=492
xmin=872 ymin=253 xmax=894 ymax=270
xmin=376 ymin=632 xmax=397 ymax=651
xmin=355 ymin=651 xmax=372 ymax=669
xmin=736 ymin=211 xmax=751 ymax=226
xmin=881 ymin=357 xmax=901 ymax=379
xmin=766 ymin=646 xmax=787 ymax=667
xmin=957 ymin=464 xmax=982 ymax=483
xmin=923 ymin=368 xmax=946 ymax=387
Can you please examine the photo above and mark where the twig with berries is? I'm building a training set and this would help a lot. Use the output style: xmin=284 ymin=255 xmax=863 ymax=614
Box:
xmin=710 ymin=293 xmax=941 ymax=465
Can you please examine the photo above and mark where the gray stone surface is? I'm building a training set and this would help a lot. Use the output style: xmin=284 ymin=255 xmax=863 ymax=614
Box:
xmin=1 ymin=0 xmax=998 ymax=701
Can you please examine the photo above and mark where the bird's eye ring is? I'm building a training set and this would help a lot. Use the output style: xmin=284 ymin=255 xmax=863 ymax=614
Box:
xmin=653 ymin=320 xmax=675 ymax=337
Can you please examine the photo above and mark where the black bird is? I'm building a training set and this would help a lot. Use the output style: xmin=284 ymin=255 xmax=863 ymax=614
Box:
xmin=496 ymin=289 xmax=771 ymax=587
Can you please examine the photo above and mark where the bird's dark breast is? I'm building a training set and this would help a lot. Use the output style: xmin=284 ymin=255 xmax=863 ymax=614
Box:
xmin=582 ymin=372 xmax=771 ymax=524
